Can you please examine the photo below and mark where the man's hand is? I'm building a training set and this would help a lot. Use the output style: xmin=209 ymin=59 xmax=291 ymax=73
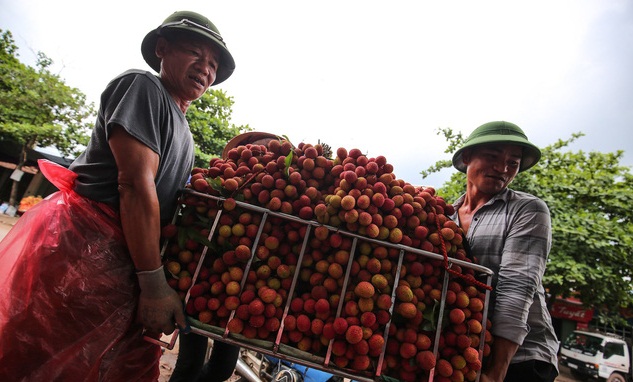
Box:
xmin=479 ymin=373 xmax=493 ymax=382
xmin=136 ymin=266 xmax=186 ymax=334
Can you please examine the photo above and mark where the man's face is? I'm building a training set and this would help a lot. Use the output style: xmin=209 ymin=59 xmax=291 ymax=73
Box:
xmin=156 ymin=34 xmax=220 ymax=103
xmin=462 ymin=144 xmax=523 ymax=195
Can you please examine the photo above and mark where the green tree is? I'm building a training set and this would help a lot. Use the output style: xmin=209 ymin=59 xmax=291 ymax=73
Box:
xmin=0 ymin=30 xmax=94 ymax=206
xmin=187 ymin=88 xmax=250 ymax=167
xmin=423 ymin=128 xmax=633 ymax=320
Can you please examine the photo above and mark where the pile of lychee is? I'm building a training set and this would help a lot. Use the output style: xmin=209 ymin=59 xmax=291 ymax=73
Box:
xmin=160 ymin=138 xmax=493 ymax=382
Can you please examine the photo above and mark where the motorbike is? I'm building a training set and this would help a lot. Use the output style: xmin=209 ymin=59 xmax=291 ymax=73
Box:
xmin=232 ymin=347 xmax=344 ymax=382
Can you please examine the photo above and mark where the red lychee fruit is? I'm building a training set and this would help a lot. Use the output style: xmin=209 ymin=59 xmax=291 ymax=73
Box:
xmin=436 ymin=358 xmax=454 ymax=378
xmin=469 ymin=297 xmax=484 ymax=312
xmin=396 ymin=285 xmax=414 ymax=302
xmin=284 ymin=315 xmax=297 ymax=331
xmin=371 ymin=274 xmax=389 ymax=290
xmin=332 ymin=339 xmax=348 ymax=357
xmin=351 ymin=355 xmax=370 ymax=371
xmin=415 ymin=350 xmax=436 ymax=371
xmin=290 ymin=297 xmax=304 ymax=313
xmin=333 ymin=317 xmax=349 ymax=335
xmin=345 ymin=325 xmax=364 ymax=344
xmin=249 ymin=314 xmax=265 ymax=328
xmin=449 ymin=308 xmax=466 ymax=324
xmin=360 ymin=311 xmax=377 ymax=328
xmin=354 ymin=281 xmax=375 ymax=299
xmin=311 ymin=318 xmax=325 ymax=336
xmin=225 ymin=281 xmax=241 ymax=296
xmin=258 ymin=287 xmax=277 ymax=304
xmin=467 ymin=318 xmax=483 ymax=334
xmin=358 ymin=297 xmax=374 ymax=313
xmin=248 ymin=299 xmax=265 ymax=316
xmin=399 ymin=342 xmax=417 ymax=359
xmin=353 ymin=339 xmax=370 ymax=355
xmin=322 ymin=322 xmax=336 ymax=340
xmin=315 ymin=298 xmax=331 ymax=315
xmin=265 ymin=317 xmax=281 ymax=332
xmin=223 ymin=296 xmax=240 ymax=311
xmin=188 ymin=283 xmax=205 ymax=299
xmin=234 ymin=244 xmax=251 ymax=262
xmin=368 ymin=333 xmax=385 ymax=351
xmin=340 ymin=195 xmax=356 ymax=211
xmin=455 ymin=291 xmax=470 ymax=309
xmin=451 ymin=354 xmax=467 ymax=370
xmin=376 ymin=309 xmax=391 ymax=325
xmin=463 ymin=346 xmax=479 ymax=363
xmin=396 ymin=302 xmax=418 ymax=319
xmin=296 ymin=314 xmax=311 ymax=333
xmin=240 ymin=289 xmax=257 ymax=304
xmin=227 ymin=317 xmax=244 ymax=333
xmin=415 ymin=333 xmax=432 ymax=350
xmin=456 ymin=334 xmax=472 ymax=349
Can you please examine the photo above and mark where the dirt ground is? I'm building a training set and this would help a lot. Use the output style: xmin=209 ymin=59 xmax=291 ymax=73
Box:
xmin=0 ymin=213 xmax=18 ymax=238
xmin=158 ymin=338 xmax=178 ymax=382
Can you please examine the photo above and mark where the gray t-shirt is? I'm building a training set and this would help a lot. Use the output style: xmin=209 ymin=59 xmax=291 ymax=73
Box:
xmin=69 ymin=69 xmax=194 ymax=222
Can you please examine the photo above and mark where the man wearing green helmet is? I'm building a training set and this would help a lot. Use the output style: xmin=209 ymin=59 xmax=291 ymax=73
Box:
xmin=450 ymin=121 xmax=559 ymax=382
xmin=0 ymin=10 xmax=234 ymax=380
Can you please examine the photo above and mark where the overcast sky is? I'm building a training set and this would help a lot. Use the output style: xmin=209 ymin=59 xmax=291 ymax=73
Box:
xmin=2 ymin=0 xmax=632 ymax=187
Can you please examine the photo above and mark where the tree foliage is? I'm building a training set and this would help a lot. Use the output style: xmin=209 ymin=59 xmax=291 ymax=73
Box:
xmin=0 ymin=30 xmax=94 ymax=157
xmin=423 ymin=128 xmax=633 ymax=319
xmin=0 ymin=29 xmax=95 ymax=205
xmin=187 ymin=89 xmax=250 ymax=168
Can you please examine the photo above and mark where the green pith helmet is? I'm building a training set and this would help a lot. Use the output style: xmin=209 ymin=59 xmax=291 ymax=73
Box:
xmin=141 ymin=10 xmax=235 ymax=85
xmin=452 ymin=121 xmax=541 ymax=173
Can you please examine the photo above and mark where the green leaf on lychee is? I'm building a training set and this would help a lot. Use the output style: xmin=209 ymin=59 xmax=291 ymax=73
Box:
xmin=422 ymin=299 xmax=448 ymax=331
xmin=209 ymin=177 xmax=232 ymax=197
xmin=283 ymin=151 xmax=294 ymax=178
xmin=185 ymin=228 xmax=214 ymax=249
xmin=177 ymin=226 xmax=189 ymax=250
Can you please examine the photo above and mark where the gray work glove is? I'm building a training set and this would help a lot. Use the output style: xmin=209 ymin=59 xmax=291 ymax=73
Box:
xmin=136 ymin=266 xmax=187 ymax=335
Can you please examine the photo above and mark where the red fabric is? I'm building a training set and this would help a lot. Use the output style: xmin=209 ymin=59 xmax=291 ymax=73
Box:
xmin=0 ymin=160 xmax=161 ymax=381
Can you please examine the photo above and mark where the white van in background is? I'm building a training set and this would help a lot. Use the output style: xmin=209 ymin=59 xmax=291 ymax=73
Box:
xmin=559 ymin=330 xmax=631 ymax=382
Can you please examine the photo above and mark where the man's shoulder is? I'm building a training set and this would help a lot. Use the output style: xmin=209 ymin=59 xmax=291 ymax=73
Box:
xmin=107 ymin=69 xmax=161 ymax=88
xmin=504 ymin=189 xmax=549 ymax=211
xmin=505 ymin=188 xmax=539 ymax=200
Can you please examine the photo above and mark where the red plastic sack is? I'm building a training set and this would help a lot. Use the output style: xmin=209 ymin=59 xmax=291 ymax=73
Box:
xmin=0 ymin=160 xmax=161 ymax=381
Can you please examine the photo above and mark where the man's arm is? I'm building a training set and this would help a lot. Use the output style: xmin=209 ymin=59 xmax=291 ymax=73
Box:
xmin=485 ymin=197 xmax=552 ymax=379
xmin=480 ymin=337 xmax=520 ymax=382
xmin=109 ymin=124 xmax=162 ymax=271
xmin=109 ymin=124 xmax=186 ymax=334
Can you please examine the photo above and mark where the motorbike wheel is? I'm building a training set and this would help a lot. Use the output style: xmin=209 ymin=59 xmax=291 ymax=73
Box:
xmin=271 ymin=368 xmax=303 ymax=382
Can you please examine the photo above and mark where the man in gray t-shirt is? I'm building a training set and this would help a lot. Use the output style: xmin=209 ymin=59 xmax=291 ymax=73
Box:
xmin=0 ymin=10 xmax=236 ymax=381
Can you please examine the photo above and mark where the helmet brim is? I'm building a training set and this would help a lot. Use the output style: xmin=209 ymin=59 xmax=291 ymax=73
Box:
xmin=452 ymin=134 xmax=541 ymax=173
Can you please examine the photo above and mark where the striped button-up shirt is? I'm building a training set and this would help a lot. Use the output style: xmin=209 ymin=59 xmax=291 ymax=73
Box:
xmin=451 ymin=188 xmax=560 ymax=368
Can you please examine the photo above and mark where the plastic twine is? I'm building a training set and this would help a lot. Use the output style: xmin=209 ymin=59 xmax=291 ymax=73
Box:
xmin=433 ymin=207 xmax=493 ymax=291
